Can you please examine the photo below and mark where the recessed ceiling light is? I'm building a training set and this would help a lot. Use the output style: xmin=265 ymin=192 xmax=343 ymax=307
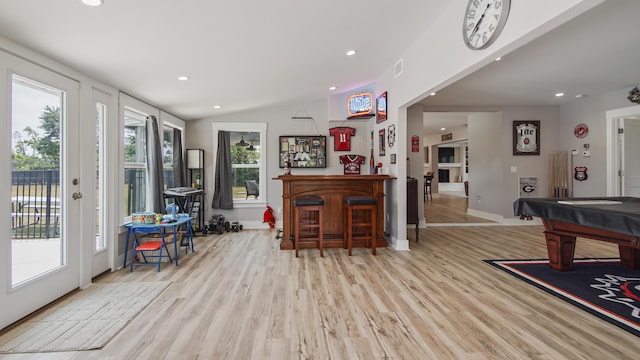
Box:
xmin=213 ymin=105 xmax=222 ymax=109
xmin=346 ymin=49 xmax=357 ymax=56
xmin=430 ymin=92 xmax=436 ymax=96
xmin=495 ymin=56 xmax=502 ymax=61
xmin=177 ymin=76 xmax=189 ymax=81
xmin=555 ymin=92 xmax=565 ymax=97
xmin=82 ymin=0 xmax=103 ymax=6
xmin=329 ymin=86 xmax=337 ymax=91
xmin=440 ymin=127 xmax=446 ymax=131
xmin=575 ymin=94 xmax=585 ymax=99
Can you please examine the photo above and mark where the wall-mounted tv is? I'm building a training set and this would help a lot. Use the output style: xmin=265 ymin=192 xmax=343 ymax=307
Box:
xmin=376 ymin=91 xmax=387 ymax=123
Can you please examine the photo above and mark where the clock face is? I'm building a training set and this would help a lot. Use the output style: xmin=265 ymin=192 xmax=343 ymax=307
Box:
xmin=463 ymin=0 xmax=511 ymax=50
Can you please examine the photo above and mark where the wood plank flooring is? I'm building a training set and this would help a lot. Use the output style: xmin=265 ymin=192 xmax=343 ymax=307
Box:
xmin=424 ymin=192 xmax=495 ymax=224
xmin=1 ymin=220 xmax=638 ymax=359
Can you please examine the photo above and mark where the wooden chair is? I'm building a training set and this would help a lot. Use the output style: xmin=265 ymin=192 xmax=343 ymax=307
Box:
xmin=245 ymin=180 xmax=259 ymax=199
xmin=343 ymin=195 xmax=377 ymax=256
xmin=293 ymin=196 xmax=324 ymax=257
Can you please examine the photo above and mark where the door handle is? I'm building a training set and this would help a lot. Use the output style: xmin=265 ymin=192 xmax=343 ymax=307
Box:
xmin=72 ymin=192 xmax=83 ymax=200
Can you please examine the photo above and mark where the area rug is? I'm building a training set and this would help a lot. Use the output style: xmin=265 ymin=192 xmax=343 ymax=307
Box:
xmin=0 ymin=281 xmax=171 ymax=353
xmin=485 ymin=258 xmax=640 ymax=337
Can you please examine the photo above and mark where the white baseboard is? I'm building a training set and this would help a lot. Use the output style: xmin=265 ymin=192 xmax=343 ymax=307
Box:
xmin=388 ymin=236 xmax=410 ymax=251
xmin=467 ymin=208 xmax=503 ymax=222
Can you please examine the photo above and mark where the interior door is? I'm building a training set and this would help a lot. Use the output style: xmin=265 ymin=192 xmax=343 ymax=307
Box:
xmin=1 ymin=52 xmax=81 ymax=329
xmin=621 ymin=117 xmax=640 ymax=196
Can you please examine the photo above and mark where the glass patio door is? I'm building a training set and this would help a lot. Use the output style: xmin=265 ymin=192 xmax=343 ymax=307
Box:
xmin=1 ymin=53 xmax=81 ymax=329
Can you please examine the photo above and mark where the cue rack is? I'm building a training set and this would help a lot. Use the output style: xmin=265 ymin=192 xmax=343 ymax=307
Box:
xmin=549 ymin=151 xmax=569 ymax=197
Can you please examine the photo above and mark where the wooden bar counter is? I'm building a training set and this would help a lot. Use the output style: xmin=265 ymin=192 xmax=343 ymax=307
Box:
xmin=275 ymin=174 xmax=395 ymax=250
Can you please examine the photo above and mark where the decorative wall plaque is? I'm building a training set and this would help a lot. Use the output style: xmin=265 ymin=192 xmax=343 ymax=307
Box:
xmin=513 ymin=120 xmax=540 ymax=155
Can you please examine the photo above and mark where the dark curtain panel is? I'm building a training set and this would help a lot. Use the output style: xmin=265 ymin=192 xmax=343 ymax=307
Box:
xmin=212 ymin=131 xmax=233 ymax=209
xmin=146 ymin=115 xmax=165 ymax=213
xmin=172 ymin=128 xmax=186 ymax=187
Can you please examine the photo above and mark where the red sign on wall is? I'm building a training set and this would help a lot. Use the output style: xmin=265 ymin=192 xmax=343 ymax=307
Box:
xmin=411 ymin=135 xmax=420 ymax=152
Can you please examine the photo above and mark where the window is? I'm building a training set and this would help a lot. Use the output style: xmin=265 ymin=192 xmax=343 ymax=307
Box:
xmin=123 ymin=108 xmax=147 ymax=217
xmin=230 ymin=131 xmax=261 ymax=199
xmin=162 ymin=125 xmax=175 ymax=189
xmin=212 ymin=123 xmax=267 ymax=207
xmin=95 ymin=101 xmax=107 ymax=251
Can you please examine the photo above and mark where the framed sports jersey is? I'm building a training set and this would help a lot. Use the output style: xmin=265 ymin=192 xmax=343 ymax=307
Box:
xmin=329 ymin=127 xmax=355 ymax=151
xmin=340 ymin=154 xmax=365 ymax=174
xmin=279 ymin=135 xmax=326 ymax=168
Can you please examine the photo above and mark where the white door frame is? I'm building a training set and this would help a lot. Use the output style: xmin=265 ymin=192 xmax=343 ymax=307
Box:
xmin=1 ymin=52 xmax=82 ymax=329
xmin=606 ymin=105 xmax=640 ymax=196
xmin=88 ymin=88 xmax=114 ymax=277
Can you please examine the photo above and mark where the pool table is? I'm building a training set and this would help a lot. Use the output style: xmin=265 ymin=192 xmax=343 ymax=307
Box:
xmin=514 ymin=197 xmax=640 ymax=271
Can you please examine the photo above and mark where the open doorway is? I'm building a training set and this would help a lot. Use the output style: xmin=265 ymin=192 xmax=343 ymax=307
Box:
xmin=606 ymin=105 xmax=640 ymax=196
xmin=617 ymin=116 xmax=640 ymax=196
xmin=422 ymin=113 xmax=494 ymax=225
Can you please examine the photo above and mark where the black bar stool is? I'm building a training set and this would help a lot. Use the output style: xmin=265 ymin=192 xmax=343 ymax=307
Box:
xmin=293 ymin=196 xmax=324 ymax=257
xmin=424 ymin=174 xmax=433 ymax=201
xmin=343 ymin=195 xmax=377 ymax=256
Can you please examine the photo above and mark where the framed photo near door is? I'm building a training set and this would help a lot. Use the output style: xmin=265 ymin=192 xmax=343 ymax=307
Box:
xmin=513 ymin=120 xmax=540 ymax=155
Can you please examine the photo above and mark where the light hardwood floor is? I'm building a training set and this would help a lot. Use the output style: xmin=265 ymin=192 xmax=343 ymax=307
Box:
xmin=1 ymin=220 xmax=638 ymax=359
xmin=425 ymin=192 xmax=494 ymax=224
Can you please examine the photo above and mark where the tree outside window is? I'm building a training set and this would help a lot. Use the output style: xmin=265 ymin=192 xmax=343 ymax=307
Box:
xmin=123 ymin=108 xmax=147 ymax=216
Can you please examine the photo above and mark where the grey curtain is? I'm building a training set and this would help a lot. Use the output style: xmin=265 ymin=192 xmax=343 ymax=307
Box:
xmin=146 ymin=115 xmax=165 ymax=213
xmin=172 ymin=128 xmax=186 ymax=187
xmin=212 ymin=131 xmax=233 ymax=209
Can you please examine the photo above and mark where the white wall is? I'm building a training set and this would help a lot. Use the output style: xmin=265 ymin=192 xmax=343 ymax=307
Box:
xmin=185 ymin=98 xmax=370 ymax=227
xmin=188 ymin=0 xmax=606 ymax=245
xmin=559 ymin=87 xmax=634 ymax=197
xmin=372 ymin=0 xmax=603 ymax=244
xmin=425 ymin=88 xmax=638 ymax=223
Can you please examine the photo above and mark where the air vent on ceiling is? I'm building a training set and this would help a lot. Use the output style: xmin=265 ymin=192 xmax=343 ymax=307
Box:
xmin=394 ymin=59 xmax=403 ymax=78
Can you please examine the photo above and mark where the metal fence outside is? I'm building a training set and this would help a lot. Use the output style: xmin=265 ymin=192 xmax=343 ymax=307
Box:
xmin=11 ymin=170 xmax=60 ymax=239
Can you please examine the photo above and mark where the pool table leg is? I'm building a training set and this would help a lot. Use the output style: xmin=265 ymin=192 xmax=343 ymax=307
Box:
xmin=544 ymin=231 xmax=576 ymax=271
xmin=619 ymin=245 xmax=640 ymax=269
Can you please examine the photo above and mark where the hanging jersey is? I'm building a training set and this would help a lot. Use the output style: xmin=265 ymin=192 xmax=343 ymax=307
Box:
xmin=329 ymin=127 xmax=356 ymax=151
xmin=340 ymin=154 xmax=365 ymax=174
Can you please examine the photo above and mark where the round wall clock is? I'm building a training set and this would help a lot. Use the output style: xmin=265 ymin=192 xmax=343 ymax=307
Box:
xmin=463 ymin=0 xmax=511 ymax=50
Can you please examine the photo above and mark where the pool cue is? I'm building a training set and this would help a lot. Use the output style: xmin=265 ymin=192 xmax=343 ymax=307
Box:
xmin=549 ymin=153 xmax=555 ymax=197
xmin=562 ymin=151 xmax=568 ymax=197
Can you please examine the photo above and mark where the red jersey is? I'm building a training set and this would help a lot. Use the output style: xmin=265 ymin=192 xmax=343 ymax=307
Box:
xmin=329 ymin=127 xmax=356 ymax=151
xmin=340 ymin=155 xmax=365 ymax=175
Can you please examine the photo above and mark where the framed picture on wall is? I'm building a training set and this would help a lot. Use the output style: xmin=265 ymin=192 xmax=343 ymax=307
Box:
xmin=519 ymin=177 xmax=538 ymax=198
xmin=513 ymin=120 xmax=540 ymax=155
xmin=279 ymin=135 xmax=327 ymax=168
xmin=387 ymin=124 xmax=396 ymax=147
xmin=379 ymin=128 xmax=386 ymax=156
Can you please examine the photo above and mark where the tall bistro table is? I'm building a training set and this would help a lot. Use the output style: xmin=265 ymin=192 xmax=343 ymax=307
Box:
xmin=275 ymin=174 xmax=395 ymax=251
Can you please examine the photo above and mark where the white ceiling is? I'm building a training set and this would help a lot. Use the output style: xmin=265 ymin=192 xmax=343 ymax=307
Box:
xmin=0 ymin=1 xmax=638 ymax=127
xmin=0 ymin=0 xmax=450 ymax=120
xmin=422 ymin=0 xmax=640 ymax=135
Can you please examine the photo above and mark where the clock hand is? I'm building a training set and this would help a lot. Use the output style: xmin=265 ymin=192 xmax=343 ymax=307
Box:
xmin=470 ymin=3 xmax=491 ymax=39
